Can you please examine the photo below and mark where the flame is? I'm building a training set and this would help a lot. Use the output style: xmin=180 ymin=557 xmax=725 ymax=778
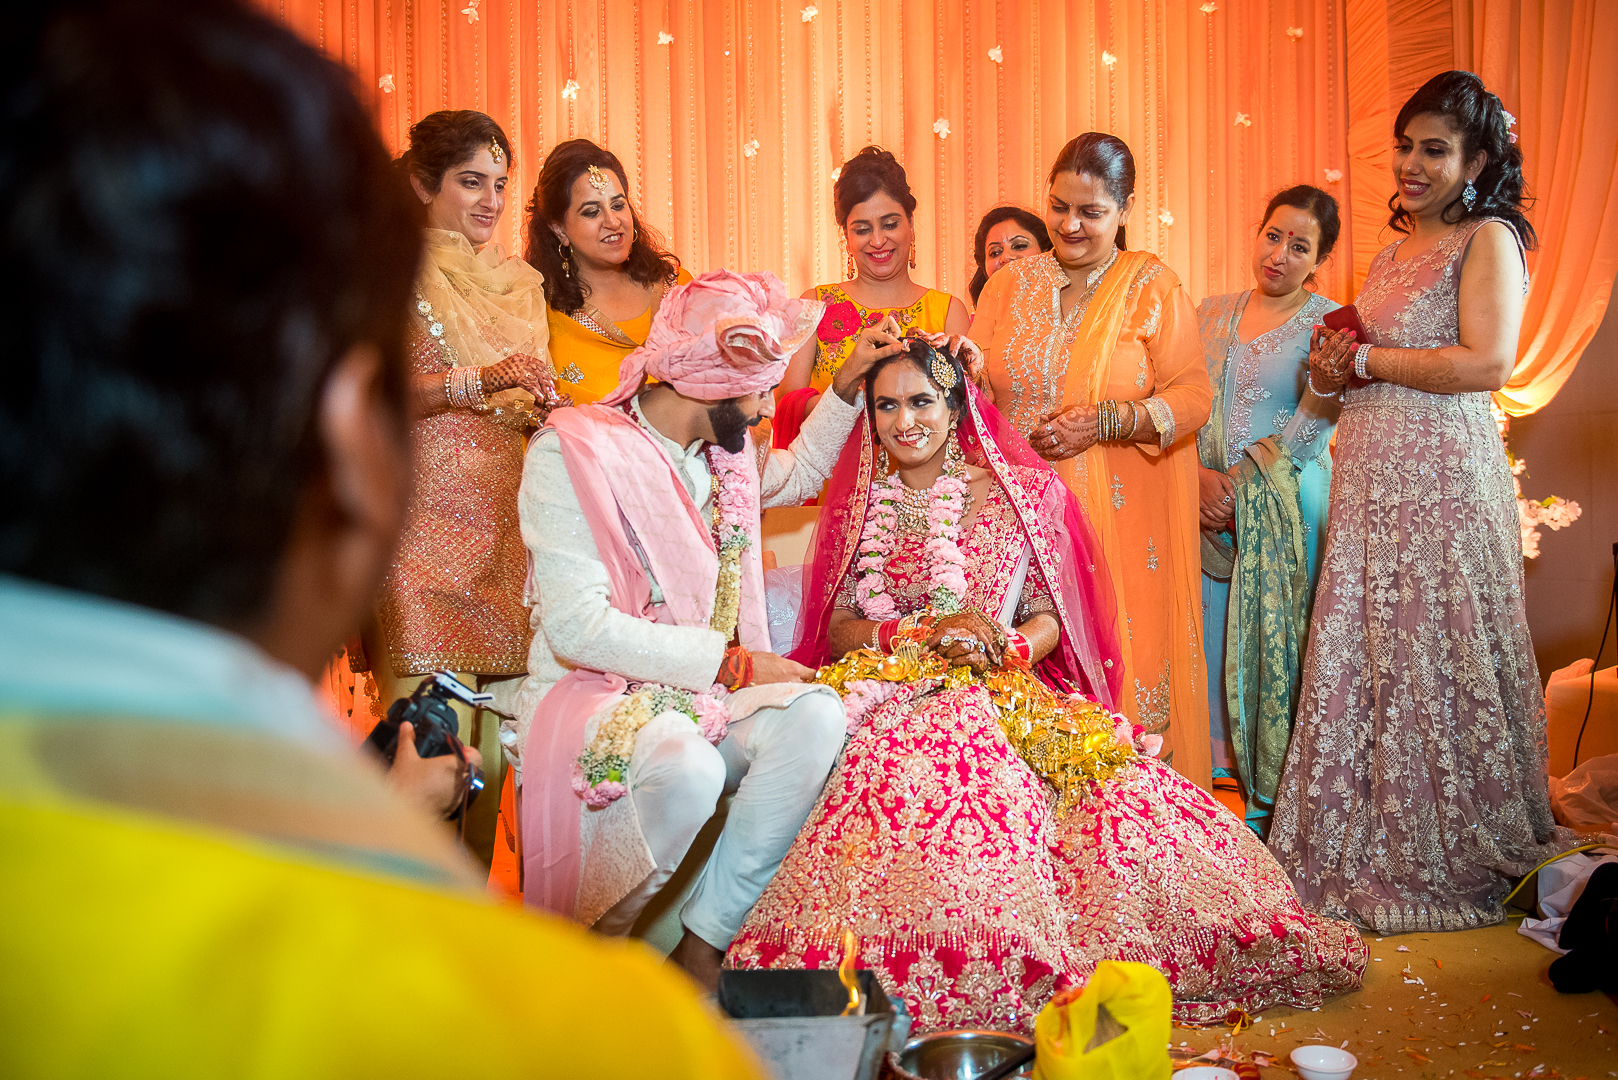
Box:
xmin=838 ymin=929 xmax=864 ymax=1016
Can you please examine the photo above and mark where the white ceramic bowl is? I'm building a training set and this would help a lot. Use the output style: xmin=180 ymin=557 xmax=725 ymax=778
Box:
xmin=1290 ymin=1045 xmax=1357 ymax=1080
xmin=1176 ymin=1068 xmax=1239 ymax=1080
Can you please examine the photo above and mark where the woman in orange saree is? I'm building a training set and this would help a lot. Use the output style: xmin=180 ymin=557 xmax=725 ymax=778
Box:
xmin=971 ymin=133 xmax=1213 ymax=788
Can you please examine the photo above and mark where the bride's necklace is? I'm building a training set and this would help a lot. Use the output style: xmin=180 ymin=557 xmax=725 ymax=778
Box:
xmin=896 ymin=481 xmax=949 ymax=533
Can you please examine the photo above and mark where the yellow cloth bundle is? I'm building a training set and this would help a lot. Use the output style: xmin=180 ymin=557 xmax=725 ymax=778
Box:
xmin=1031 ymin=961 xmax=1172 ymax=1080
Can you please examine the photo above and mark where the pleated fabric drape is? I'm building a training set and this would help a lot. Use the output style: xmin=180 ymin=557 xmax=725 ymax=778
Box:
xmin=257 ymin=0 xmax=1355 ymax=305
xmin=1343 ymin=0 xmax=1617 ymax=416
xmin=1460 ymin=0 xmax=1618 ymax=415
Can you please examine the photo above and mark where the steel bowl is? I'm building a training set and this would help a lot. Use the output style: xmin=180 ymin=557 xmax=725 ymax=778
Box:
xmin=896 ymin=1029 xmax=1034 ymax=1080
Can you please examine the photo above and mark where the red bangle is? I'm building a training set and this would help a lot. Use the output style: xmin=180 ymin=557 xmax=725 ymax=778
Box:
xmin=1005 ymin=630 xmax=1032 ymax=664
xmin=878 ymin=619 xmax=899 ymax=652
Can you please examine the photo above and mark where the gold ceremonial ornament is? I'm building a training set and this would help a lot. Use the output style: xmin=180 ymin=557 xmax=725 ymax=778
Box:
xmin=586 ymin=164 xmax=611 ymax=193
xmin=488 ymin=137 xmax=504 ymax=163
xmin=815 ymin=616 xmax=1135 ymax=809
xmin=929 ymin=350 xmax=958 ymax=391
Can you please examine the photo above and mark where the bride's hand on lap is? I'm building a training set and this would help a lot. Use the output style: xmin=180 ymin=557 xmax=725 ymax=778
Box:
xmin=1028 ymin=404 xmax=1098 ymax=461
xmin=926 ymin=612 xmax=1005 ymax=672
xmin=830 ymin=319 xmax=907 ymax=403
xmin=750 ymin=651 xmax=814 ymax=685
xmin=1198 ymin=466 xmax=1235 ymax=531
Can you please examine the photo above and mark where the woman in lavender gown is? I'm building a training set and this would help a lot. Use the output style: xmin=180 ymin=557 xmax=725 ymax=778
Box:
xmin=1268 ymin=71 xmax=1578 ymax=933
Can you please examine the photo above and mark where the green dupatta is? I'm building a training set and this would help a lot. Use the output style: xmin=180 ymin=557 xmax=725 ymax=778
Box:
xmin=1224 ymin=437 xmax=1311 ymax=832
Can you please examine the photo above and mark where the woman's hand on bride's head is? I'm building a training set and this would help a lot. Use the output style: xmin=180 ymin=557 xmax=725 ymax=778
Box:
xmin=1028 ymin=404 xmax=1098 ymax=461
xmin=914 ymin=330 xmax=985 ymax=384
xmin=830 ymin=320 xmax=908 ymax=403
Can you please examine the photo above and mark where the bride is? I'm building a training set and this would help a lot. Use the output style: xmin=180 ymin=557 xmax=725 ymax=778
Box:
xmin=726 ymin=337 xmax=1365 ymax=1032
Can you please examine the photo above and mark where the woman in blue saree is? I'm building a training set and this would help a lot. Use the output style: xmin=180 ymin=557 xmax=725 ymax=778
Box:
xmin=1195 ymin=185 xmax=1342 ymax=836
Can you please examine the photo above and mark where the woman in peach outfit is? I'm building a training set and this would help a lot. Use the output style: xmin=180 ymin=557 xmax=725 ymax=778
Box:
xmin=971 ymin=133 xmax=1213 ymax=788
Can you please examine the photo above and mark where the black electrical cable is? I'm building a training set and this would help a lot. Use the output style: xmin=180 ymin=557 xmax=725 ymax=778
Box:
xmin=1571 ymin=541 xmax=1618 ymax=769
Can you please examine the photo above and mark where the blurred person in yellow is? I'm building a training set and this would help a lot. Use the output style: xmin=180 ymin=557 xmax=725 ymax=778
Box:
xmin=0 ymin=2 xmax=760 ymax=1077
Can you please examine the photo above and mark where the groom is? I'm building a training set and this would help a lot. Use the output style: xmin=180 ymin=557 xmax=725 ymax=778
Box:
xmin=515 ymin=269 xmax=899 ymax=987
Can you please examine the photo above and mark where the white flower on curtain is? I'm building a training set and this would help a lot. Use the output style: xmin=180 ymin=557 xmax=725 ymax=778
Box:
xmin=1286 ymin=26 xmax=1304 ymax=40
xmin=1101 ymin=51 xmax=1118 ymax=68
xmin=988 ymin=45 xmax=1003 ymax=64
xmin=1234 ymin=112 xmax=1252 ymax=127
xmin=562 ymin=79 xmax=580 ymax=101
xmin=1323 ymin=168 xmax=1343 ymax=184
xmin=461 ymin=0 xmax=479 ymax=23
xmin=742 ymin=138 xmax=760 ymax=158
xmin=933 ymin=118 xmax=951 ymax=139
xmin=1158 ymin=209 xmax=1174 ymax=227
xmin=1495 ymin=404 xmax=1583 ymax=558
xmin=658 ymin=31 xmax=674 ymax=45
xmin=801 ymin=5 xmax=819 ymax=22
xmin=1200 ymin=2 xmax=1218 ymax=13
xmin=377 ymin=74 xmax=394 ymax=93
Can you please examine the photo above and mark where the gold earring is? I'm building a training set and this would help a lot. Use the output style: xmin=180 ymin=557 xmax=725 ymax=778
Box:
xmin=560 ymin=242 xmax=572 ymax=278
xmin=845 ymin=244 xmax=856 ymax=280
xmin=909 ymin=245 xmax=917 ymax=270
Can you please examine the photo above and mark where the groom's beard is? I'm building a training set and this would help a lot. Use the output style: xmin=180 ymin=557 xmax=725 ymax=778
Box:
xmin=708 ymin=398 xmax=759 ymax=454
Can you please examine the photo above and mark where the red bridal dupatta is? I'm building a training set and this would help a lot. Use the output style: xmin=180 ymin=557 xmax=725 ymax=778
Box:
xmin=790 ymin=381 xmax=1123 ymax=709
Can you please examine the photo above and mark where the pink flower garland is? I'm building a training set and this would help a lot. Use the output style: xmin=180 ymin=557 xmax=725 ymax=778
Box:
xmin=708 ymin=445 xmax=755 ymax=552
xmin=854 ymin=476 xmax=903 ymax=621
xmin=855 ymin=472 xmax=971 ymax=620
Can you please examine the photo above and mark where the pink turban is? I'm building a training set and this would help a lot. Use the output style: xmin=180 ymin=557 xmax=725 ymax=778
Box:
xmin=599 ymin=269 xmax=825 ymax=405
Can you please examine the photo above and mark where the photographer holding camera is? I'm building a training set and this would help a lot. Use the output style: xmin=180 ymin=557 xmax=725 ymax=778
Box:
xmin=0 ymin=2 xmax=758 ymax=1076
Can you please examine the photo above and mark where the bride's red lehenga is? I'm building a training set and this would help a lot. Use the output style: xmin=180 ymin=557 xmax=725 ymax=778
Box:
xmin=725 ymin=383 xmax=1365 ymax=1032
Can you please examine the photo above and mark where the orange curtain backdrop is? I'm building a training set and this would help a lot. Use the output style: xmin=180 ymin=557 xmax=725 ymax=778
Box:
xmin=1459 ymin=0 xmax=1618 ymax=414
xmin=257 ymin=0 xmax=1353 ymax=305
xmin=1343 ymin=0 xmax=1618 ymax=415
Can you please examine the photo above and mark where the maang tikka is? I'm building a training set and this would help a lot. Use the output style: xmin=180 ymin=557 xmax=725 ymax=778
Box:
xmin=586 ymin=164 xmax=611 ymax=193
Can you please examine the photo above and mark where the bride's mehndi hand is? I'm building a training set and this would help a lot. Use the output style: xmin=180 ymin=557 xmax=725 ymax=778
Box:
xmin=1027 ymin=404 xmax=1098 ymax=461
xmin=925 ymin=612 xmax=1005 ymax=672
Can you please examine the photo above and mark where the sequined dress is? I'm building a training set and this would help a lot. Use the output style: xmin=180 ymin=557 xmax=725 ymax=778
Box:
xmin=727 ymin=467 xmax=1366 ymax=1032
xmin=1267 ymin=219 xmax=1578 ymax=932
xmin=374 ymin=325 xmax=533 ymax=676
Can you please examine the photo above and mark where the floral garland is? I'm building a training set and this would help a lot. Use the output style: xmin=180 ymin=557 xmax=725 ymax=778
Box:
xmin=707 ymin=445 xmax=755 ymax=637
xmin=853 ymin=472 xmax=970 ymax=620
xmin=573 ymin=683 xmax=731 ymax=808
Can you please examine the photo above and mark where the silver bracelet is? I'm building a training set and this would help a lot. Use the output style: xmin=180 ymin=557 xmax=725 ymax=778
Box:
xmin=1353 ymin=344 xmax=1373 ymax=381
xmin=1307 ymin=373 xmax=1341 ymax=399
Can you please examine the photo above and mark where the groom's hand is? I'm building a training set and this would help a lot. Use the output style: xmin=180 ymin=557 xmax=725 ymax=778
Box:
xmin=750 ymin=652 xmax=814 ymax=685
xmin=829 ymin=317 xmax=906 ymax=404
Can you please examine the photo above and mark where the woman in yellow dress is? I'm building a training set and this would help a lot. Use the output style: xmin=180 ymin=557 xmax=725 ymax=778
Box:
xmin=971 ymin=133 xmax=1214 ymax=789
xmin=524 ymin=139 xmax=691 ymax=405
xmin=777 ymin=146 xmax=969 ymax=404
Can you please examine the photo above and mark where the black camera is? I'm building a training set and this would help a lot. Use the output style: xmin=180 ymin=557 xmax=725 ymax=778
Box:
xmin=364 ymin=671 xmax=489 ymax=821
